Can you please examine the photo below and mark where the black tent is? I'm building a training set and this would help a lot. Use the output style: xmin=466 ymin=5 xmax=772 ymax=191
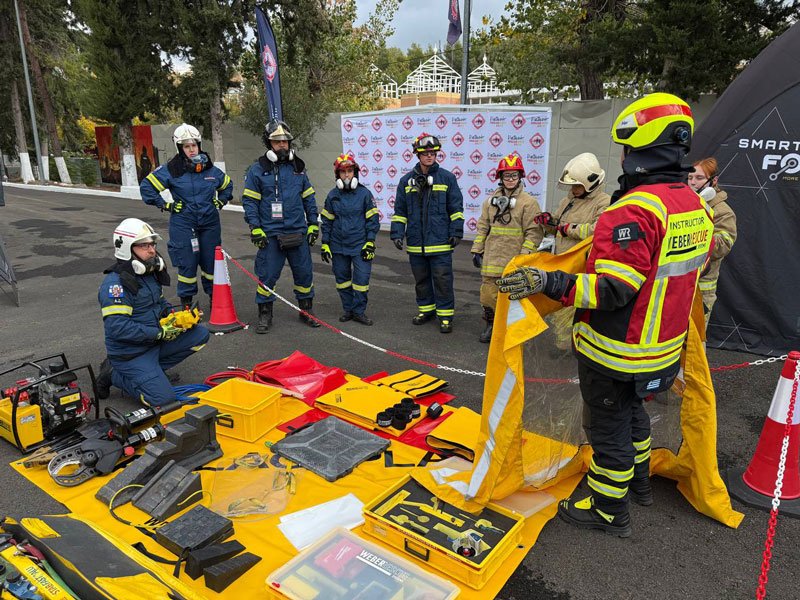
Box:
xmin=691 ymin=22 xmax=800 ymax=355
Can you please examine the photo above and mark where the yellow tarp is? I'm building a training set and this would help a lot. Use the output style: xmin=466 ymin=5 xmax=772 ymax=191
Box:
xmin=413 ymin=239 xmax=744 ymax=528
xmin=11 ymin=397 xmax=582 ymax=599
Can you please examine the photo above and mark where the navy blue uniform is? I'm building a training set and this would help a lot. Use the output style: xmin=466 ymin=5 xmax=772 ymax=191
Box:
xmin=242 ymin=156 xmax=318 ymax=304
xmin=140 ymin=154 xmax=233 ymax=299
xmin=98 ymin=266 xmax=209 ymax=406
xmin=390 ymin=162 xmax=464 ymax=320
xmin=321 ymin=184 xmax=380 ymax=316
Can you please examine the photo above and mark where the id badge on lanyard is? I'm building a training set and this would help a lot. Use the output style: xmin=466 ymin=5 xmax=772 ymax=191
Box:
xmin=271 ymin=202 xmax=284 ymax=220
xmin=190 ymin=232 xmax=199 ymax=253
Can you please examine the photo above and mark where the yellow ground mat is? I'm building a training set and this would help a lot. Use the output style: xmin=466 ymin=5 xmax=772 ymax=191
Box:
xmin=10 ymin=398 xmax=581 ymax=599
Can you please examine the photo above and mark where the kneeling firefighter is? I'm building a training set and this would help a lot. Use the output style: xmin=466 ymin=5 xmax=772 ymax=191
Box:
xmin=140 ymin=123 xmax=233 ymax=309
xmin=242 ymin=120 xmax=320 ymax=333
xmin=320 ymin=153 xmax=380 ymax=325
xmin=498 ymin=93 xmax=714 ymax=537
xmin=470 ymin=152 xmax=543 ymax=343
xmin=96 ymin=218 xmax=210 ymax=407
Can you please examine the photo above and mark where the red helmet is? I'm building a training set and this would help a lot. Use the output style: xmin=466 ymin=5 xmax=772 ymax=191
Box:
xmin=412 ymin=132 xmax=441 ymax=153
xmin=333 ymin=152 xmax=359 ymax=177
xmin=496 ymin=153 xmax=525 ymax=179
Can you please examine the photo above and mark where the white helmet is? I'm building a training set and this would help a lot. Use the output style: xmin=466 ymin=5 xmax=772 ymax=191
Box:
xmin=558 ymin=152 xmax=606 ymax=193
xmin=173 ymin=123 xmax=201 ymax=152
xmin=113 ymin=218 xmax=162 ymax=261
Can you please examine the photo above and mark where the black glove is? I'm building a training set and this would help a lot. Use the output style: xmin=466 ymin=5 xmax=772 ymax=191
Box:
xmin=448 ymin=236 xmax=460 ymax=248
xmin=472 ymin=253 xmax=483 ymax=269
xmin=162 ymin=198 xmax=183 ymax=214
xmin=307 ymin=224 xmax=319 ymax=246
xmin=497 ymin=268 xmax=572 ymax=301
xmin=393 ymin=238 xmax=404 ymax=251
xmin=361 ymin=241 xmax=376 ymax=261
xmin=320 ymin=244 xmax=332 ymax=263
xmin=250 ymin=227 xmax=268 ymax=249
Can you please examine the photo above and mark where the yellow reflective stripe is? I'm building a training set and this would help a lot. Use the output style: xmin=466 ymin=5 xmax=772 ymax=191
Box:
xmin=191 ymin=343 xmax=206 ymax=352
xmin=698 ymin=279 xmax=717 ymax=291
xmin=432 ymin=184 xmax=448 ymax=192
xmin=243 ymin=188 xmax=261 ymax=200
xmin=336 ymin=280 xmax=352 ymax=289
xmin=633 ymin=437 xmax=652 ymax=451
xmin=217 ymin=174 xmax=231 ymax=191
xmin=321 ymin=209 xmax=335 ymax=220
xmin=418 ymin=304 xmax=436 ymax=312
xmin=573 ymin=327 xmax=684 ymax=374
xmin=481 ymin=265 xmax=505 ymax=275
xmin=607 ymin=192 xmax=667 ymax=228
xmin=146 ymin=172 xmax=165 ymax=192
xmin=641 ymin=277 xmax=667 ymax=346
xmin=178 ymin=275 xmax=197 ymax=284
xmin=595 ymin=259 xmax=646 ymax=290
xmin=102 ymin=305 xmax=133 ymax=317
xmin=200 ymin=270 xmax=214 ymax=281
xmin=522 ymin=240 xmax=537 ymax=250
xmin=302 ymin=187 xmax=315 ymax=198
xmin=473 ymin=235 xmax=486 ymax=243
xmin=573 ymin=321 xmax=685 ymax=357
xmin=590 ymin=457 xmax=634 ymax=482
xmin=294 ymin=284 xmax=313 ymax=293
xmin=587 ymin=476 xmax=628 ymax=499
xmin=573 ymin=274 xmax=598 ymax=309
xmin=365 ymin=208 xmax=379 ymax=219
xmin=392 ymin=215 xmax=408 ymax=224
xmin=405 ymin=185 xmax=416 ymax=193
xmin=490 ymin=226 xmax=522 ymax=235
xmin=576 ymin=223 xmax=591 ymax=238
xmin=436 ymin=309 xmax=455 ymax=316
xmin=424 ymin=245 xmax=452 ymax=253
xmin=257 ymin=286 xmax=272 ymax=296
xmin=450 ymin=212 xmax=464 ymax=221
xmin=352 ymin=283 xmax=369 ymax=292
xmin=407 ymin=245 xmax=422 ymax=253
xmin=307 ymin=224 xmax=319 ymax=233
xmin=635 ymin=449 xmax=652 ymax=463
xmin=719 ymin=231 xmax=735 ymax=245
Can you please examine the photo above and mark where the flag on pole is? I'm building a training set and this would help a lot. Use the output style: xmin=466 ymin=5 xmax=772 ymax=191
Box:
xmin=255 ymin=6 xmax=283 ymax=121
xmin=447 ymin=0 xmax=462 ymax=46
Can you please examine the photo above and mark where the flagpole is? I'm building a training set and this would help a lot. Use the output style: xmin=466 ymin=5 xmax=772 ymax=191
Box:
xmin=459 ymin=0 xmax=471 ymax=104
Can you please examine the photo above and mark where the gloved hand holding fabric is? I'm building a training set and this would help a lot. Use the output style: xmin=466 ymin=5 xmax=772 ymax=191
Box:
xmin=497 ymin=267 xmax=548 ymax=300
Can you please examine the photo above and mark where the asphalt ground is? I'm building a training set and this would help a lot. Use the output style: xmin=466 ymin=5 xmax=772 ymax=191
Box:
xmin=1 ymin=185 xmax=798 ymax=599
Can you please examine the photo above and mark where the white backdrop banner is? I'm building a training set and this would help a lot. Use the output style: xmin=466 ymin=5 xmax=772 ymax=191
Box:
xmin=340 ymin=108 xmax=551 ymax=240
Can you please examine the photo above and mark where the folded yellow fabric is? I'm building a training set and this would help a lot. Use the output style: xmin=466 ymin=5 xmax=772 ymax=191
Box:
xmin=314 ymin=374 xmax=410 ymax=429
xmin=425 ymin=406 xmax=482 ymax=461
xmin=373 ymin=370 xmax=448 ymax=398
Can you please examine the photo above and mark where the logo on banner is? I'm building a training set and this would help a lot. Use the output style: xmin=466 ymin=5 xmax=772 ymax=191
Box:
xmin=527 ymin=170 xmax=541 ymax=185
xmin=417 ymin=116 xmax=432 ymax=127
xmin=437 ymin=150 xmax=446 ymax=162
xmin=467 ymin=217 xmax=478 ymax=232
xmin=472 ymin=114 xmax=485 ymax=129
xmin=468 ymin=185 xmax=481 ymax=199
xmin=470 ymin=149 xmax=483 ymax=164
xmin=490 ymin=132 xmax=503 ymax=148
xmin=387 ymin=197 xmax=395 ymax=209
xmin=403 ymin=149 xmax=413 ymax=163
xmin=360 ymin=165 xmax=369 ymax=177
xmin=357 ymin=150 xmax=370 ymax=162
xmin=262 ymin=45 xmax=277 ymax=81
xmin=530 ymin=133 xmax=545 ymax=148
xmin=452 ymin=166 xmax=463 ymax=179
xmin=402 ymin=116 xmax=414 ymax=130
xmin=387 ymin=133 xmax=397 ymax=146
xmin=386 ymin=117 xmax=399 ymax=128
xmin=378 ymin=210 xmax=385 ymax=221
xmin=436 ymin=115 xmax=448 ymax=129
xmin=488 ymin=168 xmax=497 ymax=181
xmin=343 ymin=136 xmax=355 ymax=146
xmin=388 ymin=165 xmax=398 ymax=178
xmin=452 ymin=132 xmax=464 ymax=147
xmin=450 ymin=150 xmax=465 ymax=162
xmin=358 ymin=134 xmax=368 ymax=147
xmin=506 ymin=134 xmax=525 ymax=146
xmin=374 ymin=181 xmax=384 ymax=193
xmin=512 ymin=113 xmax=526 ymax=129
xmin=373 ymin=149 xmax=383 ymax=162
xmin=343 ymin=120 xmax=353 ymax=133
xmin=372 ymin=117 xmax=382 ymax=131
xmin=386 ymin=150 xmax=399 ymax=162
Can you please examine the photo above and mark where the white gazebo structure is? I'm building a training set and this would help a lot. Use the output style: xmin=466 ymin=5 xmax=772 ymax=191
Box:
xmin=467 ymin=55 xmax=500 ymax=97
xmin=369 ymin=64 xmax=399 ymax=99
xmin=398 ymin=52 xmax=462 ymax=95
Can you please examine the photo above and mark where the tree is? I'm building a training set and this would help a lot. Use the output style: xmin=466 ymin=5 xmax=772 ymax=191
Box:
xmin=73 ymin=0 xmax=175 ymax=189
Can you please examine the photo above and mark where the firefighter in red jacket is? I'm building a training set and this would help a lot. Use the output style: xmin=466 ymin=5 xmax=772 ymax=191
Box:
xmin=498 ymin=93 xmax=714 ymax=537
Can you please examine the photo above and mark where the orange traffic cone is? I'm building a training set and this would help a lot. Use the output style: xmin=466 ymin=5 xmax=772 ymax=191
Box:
xmin=726 ymin=351 xmax=800 ymax=517
xmin=207 ymin=246 xmax=245 ymax=334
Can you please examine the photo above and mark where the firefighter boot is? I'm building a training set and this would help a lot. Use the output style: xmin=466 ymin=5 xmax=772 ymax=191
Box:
xmin=180 ymin=296 xmax=193 ymax=310
xmin=96 ymin=358 xmax=113 ymax=400
xmin=256 ymin=303 xmax=273 ymax=334
xmin=557 ymin=495 xmax=631 ymax=538
xmin=629 ymin=461 xmax=653 ymax=506
xmin=299 ymin=299 xmax=321 ymax=328
xmin=479 ymin=306 xmax=494 ymax=343
xmin=412 ymin=311 xmax=435 ymax=325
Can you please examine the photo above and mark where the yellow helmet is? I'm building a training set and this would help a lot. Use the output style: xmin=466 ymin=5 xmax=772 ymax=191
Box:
xmin=612 ymin=93 xmax=693 ymax=150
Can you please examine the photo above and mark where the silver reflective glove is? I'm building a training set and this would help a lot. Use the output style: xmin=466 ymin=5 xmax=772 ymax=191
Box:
xmin=496 ymin=267 xmax=548 ymax=300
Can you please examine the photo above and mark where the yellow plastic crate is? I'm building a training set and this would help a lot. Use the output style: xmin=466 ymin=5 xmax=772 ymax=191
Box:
xmin=197 ymin=378 xmax=281 ymax=442
xmin=363 ymin=475 xmax=525 ymax=590
xmin=0 ymin=397 xmax=44 ymax=449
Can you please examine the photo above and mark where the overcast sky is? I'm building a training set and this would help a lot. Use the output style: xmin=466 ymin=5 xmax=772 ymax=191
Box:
xmin=356 ymin=0 xmax=508 ymax=50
